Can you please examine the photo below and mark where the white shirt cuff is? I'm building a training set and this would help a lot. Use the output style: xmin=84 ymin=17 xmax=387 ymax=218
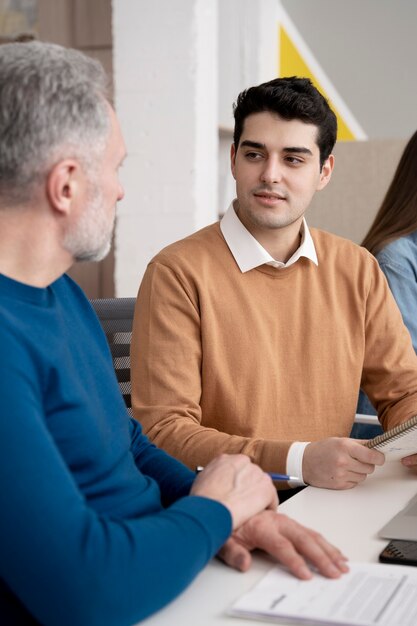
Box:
xmin=286 ymin=442 xmax=309 ymax=487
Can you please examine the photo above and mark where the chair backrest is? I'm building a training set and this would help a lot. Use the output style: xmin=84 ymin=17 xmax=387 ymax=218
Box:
xmin=90 ymin=297 xmax=136 ymax=416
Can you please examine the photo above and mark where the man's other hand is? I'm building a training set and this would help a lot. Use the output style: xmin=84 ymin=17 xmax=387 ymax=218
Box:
xmin=218 ymin=511 xmax=349 ymax=579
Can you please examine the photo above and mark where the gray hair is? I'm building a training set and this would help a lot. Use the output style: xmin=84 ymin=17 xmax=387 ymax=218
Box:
xmin=0 ymin=41 xmax=111 ymax=205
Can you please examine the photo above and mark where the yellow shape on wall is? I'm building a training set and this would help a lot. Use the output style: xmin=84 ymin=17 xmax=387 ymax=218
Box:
xmin=279 ymin=25 xmax=355 ymax=141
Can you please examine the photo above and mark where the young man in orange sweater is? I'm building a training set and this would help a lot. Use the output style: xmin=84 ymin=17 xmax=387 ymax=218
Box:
xmin=131 ymin=77 xmax=417 ymax=491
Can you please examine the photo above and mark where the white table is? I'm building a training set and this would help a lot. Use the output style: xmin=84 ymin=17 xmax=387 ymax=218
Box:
xmin=141 ymin=462 xmax=417 ymax=625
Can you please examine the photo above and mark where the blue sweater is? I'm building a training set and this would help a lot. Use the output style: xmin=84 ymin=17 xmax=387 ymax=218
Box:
xmin=0 ymin=273 xmax=232 ymax=626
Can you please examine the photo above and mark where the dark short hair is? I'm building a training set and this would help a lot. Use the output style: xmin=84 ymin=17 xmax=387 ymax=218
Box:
xmin=233 ymin=76 xmax=337 ymax=167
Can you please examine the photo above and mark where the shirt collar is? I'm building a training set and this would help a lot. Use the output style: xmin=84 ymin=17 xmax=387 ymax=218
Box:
xmin=220 ymin=202 xmax=318 ymax=273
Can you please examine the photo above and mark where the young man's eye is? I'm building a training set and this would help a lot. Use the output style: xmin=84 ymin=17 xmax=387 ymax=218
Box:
xmin=245 ymin=151 xmax=263 ymax=161
xmin=285 ymin=156 xmax=303 ymax=165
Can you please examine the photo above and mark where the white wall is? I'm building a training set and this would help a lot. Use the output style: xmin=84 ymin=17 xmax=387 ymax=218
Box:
xmin=113 ymin=0 xmax=218 ymax=296
xmin=217 ymin=0 xmax=278 ymax=212
xmin=218 ymin=0 xmax=278 ymax=130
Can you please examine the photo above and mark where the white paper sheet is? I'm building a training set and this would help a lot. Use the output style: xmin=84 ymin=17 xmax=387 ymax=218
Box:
xmin=229 ymin=562 xmax=417 ymax=625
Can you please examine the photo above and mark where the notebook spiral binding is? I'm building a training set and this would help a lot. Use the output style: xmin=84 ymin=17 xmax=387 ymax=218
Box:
xmin=365 ymin=414 xmax=417 ymax=449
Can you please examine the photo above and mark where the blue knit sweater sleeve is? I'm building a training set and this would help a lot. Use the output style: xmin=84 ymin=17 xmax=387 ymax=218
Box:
xmin=0 ymin=274 xmax=232 ymax=626
xmin=376 ymin=235 xmax=417 ymax=354
xmin=129 ymin=417 xmax=197 ymax=506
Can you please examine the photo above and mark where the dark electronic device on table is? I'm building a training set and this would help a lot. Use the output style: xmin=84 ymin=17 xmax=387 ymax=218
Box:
xmin=379 ymin=540 xmax=417 ymax=566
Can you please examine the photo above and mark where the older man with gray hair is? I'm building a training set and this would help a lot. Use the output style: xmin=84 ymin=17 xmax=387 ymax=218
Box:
xmin=0 ymin=41 xmax=347 ymax=626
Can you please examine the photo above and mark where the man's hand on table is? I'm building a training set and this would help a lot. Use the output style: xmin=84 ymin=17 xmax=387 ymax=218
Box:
xmin=218 ymin=510 xmax=349 ymax=580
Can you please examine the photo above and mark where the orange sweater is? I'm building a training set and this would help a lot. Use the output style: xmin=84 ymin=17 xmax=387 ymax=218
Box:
xmin=131 ymin=223 xmax=417 ymax=474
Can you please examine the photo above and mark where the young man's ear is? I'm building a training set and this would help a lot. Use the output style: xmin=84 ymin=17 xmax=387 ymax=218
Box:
xmin=230 ymin=143 xmax=237 ymax=180
xmin=317 ymin=154 xmax=335 ymax=191
xmin=46 ymin=159 xmax=83 ymax=215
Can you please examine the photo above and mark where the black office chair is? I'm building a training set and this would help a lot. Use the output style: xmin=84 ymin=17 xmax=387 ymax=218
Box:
xmin=90 ymin=297 xmax=136 ymax=416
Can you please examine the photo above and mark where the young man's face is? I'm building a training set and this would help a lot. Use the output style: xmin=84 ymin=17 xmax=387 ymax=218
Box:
xmin=230 ymin=111 xmax=333 ymax=237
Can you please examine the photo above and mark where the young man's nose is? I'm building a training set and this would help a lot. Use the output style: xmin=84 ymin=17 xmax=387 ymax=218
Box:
xmin=260 ymin=157 xmax=283 ymax=184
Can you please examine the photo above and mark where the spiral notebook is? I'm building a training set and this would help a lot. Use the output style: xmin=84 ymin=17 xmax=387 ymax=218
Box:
xmin=365 ymin=414 xmax=417 ymax=460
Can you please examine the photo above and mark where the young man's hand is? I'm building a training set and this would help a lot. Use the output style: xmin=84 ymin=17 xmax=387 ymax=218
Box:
xmin=401 ymin=453 xmax=417 ymax=471
xmin=303 ymin=438 xmax=385 ymax=489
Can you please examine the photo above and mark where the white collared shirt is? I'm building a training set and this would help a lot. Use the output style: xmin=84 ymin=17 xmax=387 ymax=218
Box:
xmin=220 ymin=202 xmax=318 ymax=273
xmin=220 ymin=201 xmax=314 ymax=485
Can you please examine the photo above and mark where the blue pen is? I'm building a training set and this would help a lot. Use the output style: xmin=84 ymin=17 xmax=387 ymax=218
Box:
xmin=268 ymin=473 xmax=299 ymax=482
xmin=195 ymin=466 xmax=299 ymax=482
